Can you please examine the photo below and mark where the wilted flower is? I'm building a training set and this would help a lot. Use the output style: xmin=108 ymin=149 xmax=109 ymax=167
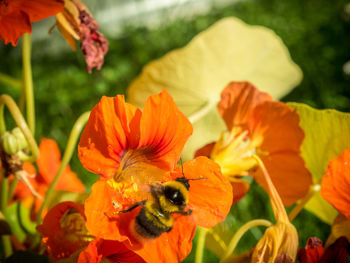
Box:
xmin=55 ymin=0 xmax=108 ymax=73
xmin=251 ymin=157 xmax=298 ymax=263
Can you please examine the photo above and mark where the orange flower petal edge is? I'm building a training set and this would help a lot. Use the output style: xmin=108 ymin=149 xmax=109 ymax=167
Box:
xmin=78 ymin=90 xmax=192 ymax=178
xmin=37 ymin=201 xmax=90 ymax=260
xmin=321 ymin=149 xmax=350 ymax=219
xmin=0 ymin=0 xmax=64 ymax=45
xmin=217 ymin=82 xmax=272 ymax=131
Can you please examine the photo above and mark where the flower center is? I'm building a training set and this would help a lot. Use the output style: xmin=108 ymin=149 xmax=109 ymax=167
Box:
xmin=59 ymin=208 xmax=93 ymax=242
xmin=211 ymin=128 xmax=261 ymax=177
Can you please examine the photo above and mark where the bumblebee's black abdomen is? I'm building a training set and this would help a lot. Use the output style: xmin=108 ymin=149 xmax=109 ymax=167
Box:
xmin=135 ymin=207 xmax=172 ymax=238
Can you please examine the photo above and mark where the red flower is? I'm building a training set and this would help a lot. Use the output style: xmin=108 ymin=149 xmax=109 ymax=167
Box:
xmin=298 ymin=237 xmax=325 ymax=263
xmin=0 ymin=0 xmax=64 ymax=45
xmin=78 ymin=90 xmax=233 ymax=262
xmin=196 ymin=82 xmax=312 ymax=205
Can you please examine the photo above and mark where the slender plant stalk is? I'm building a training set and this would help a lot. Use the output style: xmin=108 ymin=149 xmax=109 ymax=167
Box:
xmin=36 ymin=111 xmax=90 ymax=223
xmin=195 ymin=227 xmax=208 ymax=263
xmin=8 ymin=177 xmax=19 ymax=202
xmin=288 ymin=184 xmax=320 ymax=221
xmin=220 ymin=219 xmax=272 ymax=263
xmin=0 ymin=176 xmax=12 ymax=257
xmin=0 ymin=95 xmax=39 ymax=162
xmin=22 ymin=33 xmax=35 ymax=134
xmin=0 ymin=104 xmax=5 ymax=135
xmin=0 ymin=72 xmax=21 ymax=89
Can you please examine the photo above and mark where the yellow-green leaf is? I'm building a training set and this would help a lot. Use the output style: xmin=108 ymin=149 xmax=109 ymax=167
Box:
xmin=289 ymin=102 xmax=350 ymax=224
xmin=127 ymin=17 xmax=302 ymax=160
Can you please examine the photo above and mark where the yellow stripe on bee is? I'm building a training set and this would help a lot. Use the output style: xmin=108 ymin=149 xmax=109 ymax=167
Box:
xmin=144 ymin=201 xmax=174 ymax=228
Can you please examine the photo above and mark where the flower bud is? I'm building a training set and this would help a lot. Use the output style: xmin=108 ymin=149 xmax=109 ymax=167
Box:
xmin=12 ymin=127 xmax=28 ymax=150
xmin=1 ymin=131 xmax=19 ymax=155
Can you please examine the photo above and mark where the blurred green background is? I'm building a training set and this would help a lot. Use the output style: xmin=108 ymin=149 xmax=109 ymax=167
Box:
xmin=0 ymin=0 xmax=349 ymax=261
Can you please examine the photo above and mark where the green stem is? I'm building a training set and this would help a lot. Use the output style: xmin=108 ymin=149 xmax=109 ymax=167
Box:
xmin=0 ymin=95 xmax=39 ymax=162
xmin=0 ymin=72 xmax=21 ymax=89
xmin=0 ymin=177 xmax=12 ymax=258
xmin=36 ymin=111 xmax=90 ymax=223
xmin=0 ymin=104 xmax=5 ymax=135
xmin=288 ymin=184 xmax=320 ymax=221
xmin=8 ymin=177 xmax=19 ymax=202
xmin=195 ymin=227 xmax=208 ymax=263
xmin=22 ymin=33 xmax=35 ymax=134
xmin=220 ymin=219 xmax=272 ymax=263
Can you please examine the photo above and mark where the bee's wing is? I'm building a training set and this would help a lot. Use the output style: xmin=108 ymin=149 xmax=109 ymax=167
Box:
xmin=116 ymin=162 xmax=170 ymax=201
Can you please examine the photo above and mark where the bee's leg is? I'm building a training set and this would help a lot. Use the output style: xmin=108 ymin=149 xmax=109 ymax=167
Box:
xmin=172 ymin=209 xmax=192 ymax=216
xmin=118 ymin=200 xmax=146 ymax=214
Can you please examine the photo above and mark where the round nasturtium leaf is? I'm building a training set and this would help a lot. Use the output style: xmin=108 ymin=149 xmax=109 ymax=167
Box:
xmin=289 ymin=102 xmax=350 ymax=224
xmin=127 ymin=17 xmax=302 ymax=160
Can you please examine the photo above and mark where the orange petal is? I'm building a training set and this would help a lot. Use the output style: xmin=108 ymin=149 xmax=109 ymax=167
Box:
xmin=321 ymin=149 xmax=350 ymax=219
xmin=218 ymin=82 xmax=272 ymax=131
xmin=0 ymin=10 xmax=31 ymax=46
xmin=56 ymin=167 xmax=85 ymax=193
xmin=78 ymin=95 xmax=142 ymax=178
xmin=180 ymin=156 xmax=233 ymax=228
xmin=249 ymin=101 xmax=312 ymax=206
xmin=254 ymin=152 xmax=312 ymax=206
xmin=84 ymin=180 xmax=140 ymax=243
xmin=194 ymin=142 xmax=215 ymax=158
xmin=249 ymin=101 xmax=305 ymax=153
xmin=231 ymin=180 xmax=250 ymax=204
xmin=36 ymin=138 xmax=61 ymax=184
xmin=129 ymin=215 xmax=196 ymax=263
xmin=12 ymin=0 xmax=64 ymax=22
xmin=138 ymin=89 xmax=193 ymax=171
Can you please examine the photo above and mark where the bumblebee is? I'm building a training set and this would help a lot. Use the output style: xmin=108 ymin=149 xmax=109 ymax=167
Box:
xmin=119 ymin=176 xmax=201 ymax=239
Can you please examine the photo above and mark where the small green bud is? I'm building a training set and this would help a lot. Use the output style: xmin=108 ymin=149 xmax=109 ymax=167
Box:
xmin=1 ymin=131 xmax=19 ymax=155
xmin=11 ymin=127 xmax=28 ymax=150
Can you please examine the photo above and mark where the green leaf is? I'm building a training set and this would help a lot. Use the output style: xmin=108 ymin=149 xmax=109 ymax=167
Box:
xmin=289 ymin=102 xmax=350 ymax=224
xmin=127 ymin=17 xmax=302 ymax=160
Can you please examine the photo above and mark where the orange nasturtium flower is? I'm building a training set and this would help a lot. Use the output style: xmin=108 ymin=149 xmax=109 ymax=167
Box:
xmin=0 ymin=0 xmax=64 ymax=46
xmin=78 ymin=90 xmax=233 ymax=263
xmin=12 ymin=138 xmax=85 ymax=216
xmin=321 ymin=149 xmax=350 ymax=245
xmin=196 ymin=81 xmax=312 ymax=205
xmin=55 ymin=0 xmax=108 ymax=73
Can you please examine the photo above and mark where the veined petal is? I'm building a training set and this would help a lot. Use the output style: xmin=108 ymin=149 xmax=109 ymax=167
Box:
xmin=0 ymin=10 xmax=31 ymax=46
xmin=255 ymin=152 xmax=312 ymax=206
xmin=218 ymin=82 xmax=272 ymax=131
xmin=138 ymin=89 xmax=193 ymax=171
xmin=129 ymin=215 xmax=196 ymax=263
xmin=78 ymin=96 xmax=142 ymax=178
xmin=12 ymin=0 xmax=64 ymax=22
xmin=180 ymin=156 xmax=232 ymax=228
xmin=321 ymin=149 xmax=350 ymax=219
